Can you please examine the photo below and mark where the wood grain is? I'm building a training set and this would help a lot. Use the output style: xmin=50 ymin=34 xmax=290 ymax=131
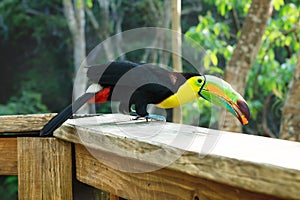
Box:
xmin=0 ymin=113 xmax=56 ymax=133
xmin=0 ymin=138 xmax=17 ymax=175
xmin=75 ymin=144 xmax=282 ymax=200
xmin=109 ymin=194 xmax=120 ymax=200
xmin=53 ymin=114 xmax=300 ymax=199
xmin=18 ymin=137 xmax=72 ymax=200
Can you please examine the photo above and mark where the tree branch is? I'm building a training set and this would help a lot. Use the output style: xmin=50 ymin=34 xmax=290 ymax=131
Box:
xmin=63 ymin=0 xmax=77 ymax=35
xmin=85 ymin=7 xmax=103 ymax=38
xmin=262 ymin=94 xmax=276 ymax=138
xmin=75 ymin=0 xmax=85 ymax=31
xmin=181 ymin=6 xmax=202 ymax=15
xmin=231 ymin=8 xmax=240 ymax=33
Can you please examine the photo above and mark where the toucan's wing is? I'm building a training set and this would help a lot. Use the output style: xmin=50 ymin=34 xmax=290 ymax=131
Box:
xmin=87 ymin=61 xmax=138 ymax=85
xmin=87 ymin=61 xmax=182 ymax=90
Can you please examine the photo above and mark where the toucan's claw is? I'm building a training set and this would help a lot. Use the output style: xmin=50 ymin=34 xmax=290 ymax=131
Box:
xmin=131 ymin=113 xmax=166 ymax=122
xmin=145 ymin=114 xmax=166 ymax=122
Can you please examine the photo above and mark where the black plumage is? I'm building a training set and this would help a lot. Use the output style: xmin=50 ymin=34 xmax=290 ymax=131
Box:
xmin=40 ymin=61 xmax=201 ymax=136
xmin=88 ymin=61 xmax=200 ymax=116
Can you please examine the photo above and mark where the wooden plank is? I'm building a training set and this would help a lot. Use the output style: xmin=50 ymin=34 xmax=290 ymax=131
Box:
xmin=75 ymin=144 xmax=282 ymax=200
xmin=18 ymin=137 xmax=72 ymax=200
xmin=0 ymin=113 xmax=56 ymax=133
xmin=110 ymin=194 xmax=120 ymax=200
xmin=0 ymin=138 xmax=17 ymax=175
xmin=18 ymin=138 xmax=43 ymax=199
xmin=54 ymin=114 xmax=300 ymax=199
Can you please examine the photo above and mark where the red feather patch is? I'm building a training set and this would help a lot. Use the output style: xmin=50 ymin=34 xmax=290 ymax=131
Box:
xmin=88 ymin=87 xmax=111 ymax=103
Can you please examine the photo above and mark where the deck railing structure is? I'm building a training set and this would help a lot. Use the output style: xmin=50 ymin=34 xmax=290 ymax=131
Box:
xmin=0 ymin=113 xmax=299 ymax=200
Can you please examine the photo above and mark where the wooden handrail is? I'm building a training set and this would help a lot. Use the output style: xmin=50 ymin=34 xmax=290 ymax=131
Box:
xmin=0 ymin=113 xmax=56 ymax=133
xmin=54 ymin=114 xmax=300 ymax=199
xmin=1 ymin=113 xmax=300 ymax=199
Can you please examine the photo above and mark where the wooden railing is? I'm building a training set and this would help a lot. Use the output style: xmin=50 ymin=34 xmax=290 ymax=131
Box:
xmin=0 ymin=113 xmax=300 ymax=200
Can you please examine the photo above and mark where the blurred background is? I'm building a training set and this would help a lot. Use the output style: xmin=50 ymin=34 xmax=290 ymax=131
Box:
xmin=0 ymin=0 xmax=299 ymax=199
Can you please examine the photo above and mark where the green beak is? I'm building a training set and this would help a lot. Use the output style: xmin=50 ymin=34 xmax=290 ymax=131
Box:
xmin=199 ymin=75 xmax=250 ymax=125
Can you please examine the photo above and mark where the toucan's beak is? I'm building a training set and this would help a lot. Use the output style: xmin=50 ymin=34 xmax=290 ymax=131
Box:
xmin=199 ymin=75 xmax=250 ymax=125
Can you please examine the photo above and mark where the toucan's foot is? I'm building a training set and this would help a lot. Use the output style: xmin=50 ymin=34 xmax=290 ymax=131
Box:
xmin=145 ymin=114 xmax=166 ymax=122
xmin=130 ymin=113 xmax=166 ymax=122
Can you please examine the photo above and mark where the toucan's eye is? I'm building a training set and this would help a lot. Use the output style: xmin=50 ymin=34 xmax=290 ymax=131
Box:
xmin=197 ymin=78 xmax=203 ymax=84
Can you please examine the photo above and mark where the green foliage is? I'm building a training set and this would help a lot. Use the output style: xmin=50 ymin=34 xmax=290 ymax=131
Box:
xmin=0 ymin=0 xmax=67 ymax=42
xmin=202 ymin=0 xmax=251 ymax=17
xmin=185 ymin=12 xmax=231 ymax=75
xmin=274 ymin=0 xmax=285 ymax=11
xmin=0 ymin=176 xmax=18 ymax=200
xmin=0 ymin=0 xmax=72 ymax=111
xmin=247 ymin=2 xmax=300 ymax=122
xmin=185 ymin=0 xmax=300 ymax=135
xmin=0 ymin=84 xmax=49 ymax=115
xmin=0 ymin=90 xmax=48 ymax=115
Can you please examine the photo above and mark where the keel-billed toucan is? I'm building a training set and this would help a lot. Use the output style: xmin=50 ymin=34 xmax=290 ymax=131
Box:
xmin=40 ymin=61 xmax=250 ymax=136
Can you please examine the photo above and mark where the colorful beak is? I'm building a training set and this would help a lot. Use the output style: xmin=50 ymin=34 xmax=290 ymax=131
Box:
xmin=199 ymin=75 xmax=250 ymax=125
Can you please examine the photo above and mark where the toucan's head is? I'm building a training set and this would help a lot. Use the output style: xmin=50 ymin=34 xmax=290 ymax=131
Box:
xmin=197 ymin=75 xmax=250 ymax=125
xmin=156 ymin=73 xmax=250 ymax=125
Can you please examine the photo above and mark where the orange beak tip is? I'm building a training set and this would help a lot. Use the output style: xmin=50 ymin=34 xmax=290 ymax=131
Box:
xmin=241 ymin=115 xmax=249 ymax=125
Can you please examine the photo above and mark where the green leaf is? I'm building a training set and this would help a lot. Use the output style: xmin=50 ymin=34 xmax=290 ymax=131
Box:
xmin=213 ymin=24 xmax=220 ymax=36
xmin=273 ymin=86 xmax=283 ymax=99
xmin=86 ymin=0 xmax=93 ymax=8
xmin=284 ymin=36 xmax=292 ymax=46
xmin=219 ymin=2 xmax=226 ymax=16
xmin=209 ymin=67 xmax=224 ymax=74
xmin=210 ymin=51 xmax=218 ymax=66
xmin=273 ymin=0 xmax=284 ymax=11
xmin=204 ymin=53 xmax=211 ymax=69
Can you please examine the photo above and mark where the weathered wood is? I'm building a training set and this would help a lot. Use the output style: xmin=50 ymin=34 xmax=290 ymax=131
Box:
xmin=109 ymin=193 xmax=120 ymax=200
xmin=0 ymin=113 xmax=56 ymax=133
xmin=75 ymin=144 xmax=282 ymax=200
xmin=18 ymin=137 xmax=72 ymax=200
xmin=0 ymin=138 xmax=17 ymax=175
xmin=53 ymin=114 xmax=300 ymax=199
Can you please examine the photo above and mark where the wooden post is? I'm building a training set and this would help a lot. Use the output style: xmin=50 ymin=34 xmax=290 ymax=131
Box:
xmin=0 ymin=138 xmax=17 ymax=175
xmin=18 ymin=137 xmax=72 ymax=200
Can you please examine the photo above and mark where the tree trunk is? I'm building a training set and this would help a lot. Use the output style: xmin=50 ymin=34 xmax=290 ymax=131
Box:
xmin=280 ymin=51 xmax=300 ymax=141
xmin=219 ymin=0 xmax=273 ymax=132
xmin=63 ymin=0 xmax=88 ymax=113
xmin=160 ymin=0 xmax=172 ymax=65
xmin=86 ymin=0 xmax=124 ymax=60
xmin=172 ymin=0 xmax=182 ymax=123
xmin=142 ymin=0 xmax=172 ymax=64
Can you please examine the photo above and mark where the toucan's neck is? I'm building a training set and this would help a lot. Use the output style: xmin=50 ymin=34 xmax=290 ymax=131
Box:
xmin=156 ymin=76 xmax=201 ymax=109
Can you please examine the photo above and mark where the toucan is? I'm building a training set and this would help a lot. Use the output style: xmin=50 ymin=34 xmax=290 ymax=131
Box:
xmin=40 ymin=61 xmax=250 ymax=136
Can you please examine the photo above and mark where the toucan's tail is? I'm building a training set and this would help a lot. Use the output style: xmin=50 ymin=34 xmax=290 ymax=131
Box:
xmin=40 ymin=93 xmax=95 ymax=136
